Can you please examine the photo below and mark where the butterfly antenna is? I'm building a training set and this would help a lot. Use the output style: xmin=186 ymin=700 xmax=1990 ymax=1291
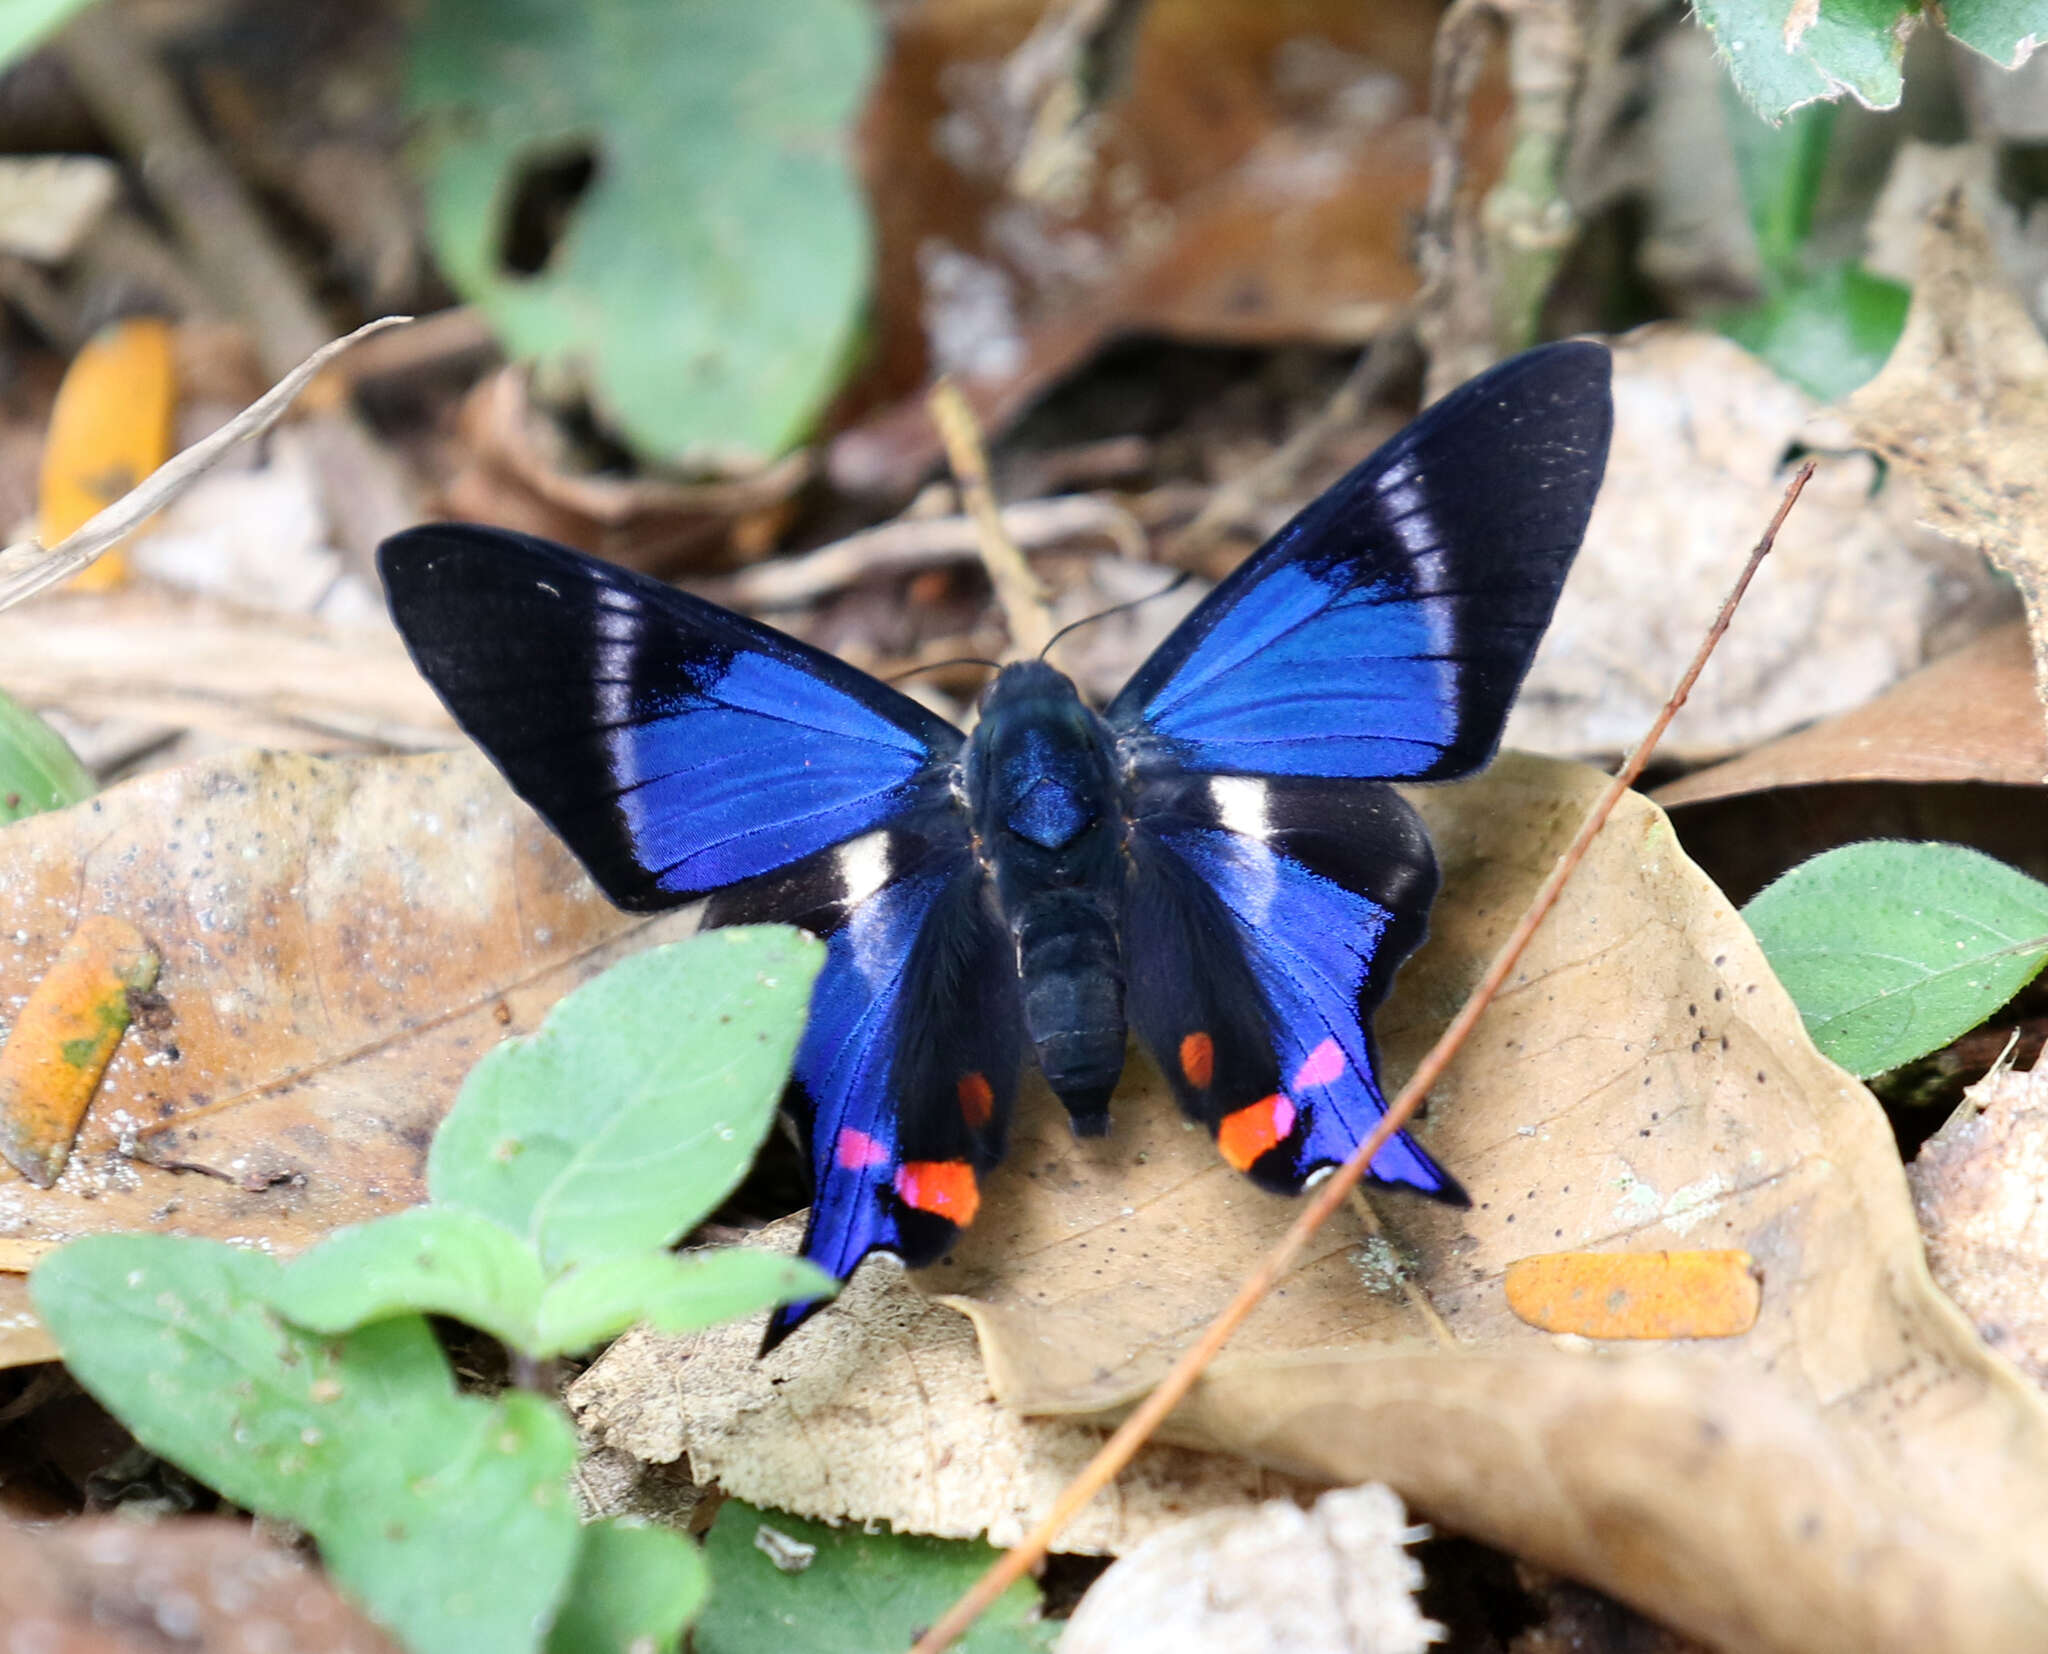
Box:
xmin=1039 ymin=570 xmax=1194 ymax=660
xmin=885 ymin=656 xmax=1002 ymax=687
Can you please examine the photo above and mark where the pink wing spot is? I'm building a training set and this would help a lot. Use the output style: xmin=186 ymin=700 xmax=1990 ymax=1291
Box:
xmin=1292 ymin=1038 xmax=1346 ymax=1091
xmin=835 ymin=1127 xmax=889 ymax=1170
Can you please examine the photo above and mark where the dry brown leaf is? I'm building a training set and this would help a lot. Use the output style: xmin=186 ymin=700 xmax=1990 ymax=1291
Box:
xmin=1057 ymin=1484 xmax=1436 ymax=1654
xmin=0 ymin=589 xmax=454 ymax=753
xmin=0 ymin=1515 xmax=399 ymax=1653
xmin=0 ymin=748 xmax=685 ymax=1366
xmin=1654 ymin=620 xmax=2047 ymax=808
xmin=927 ymin=754 xmax=2048 ymax=1654
xmin=1503 ymin=325 xmax=2004 ymax=761
xmin=1842 ymin=191 xmax=2048 ymax=721
xmin=1909 ymin=1066 xmax=2048 ymax=1393
xmin=566 ymin=1211 xmax=1320 ymax=1555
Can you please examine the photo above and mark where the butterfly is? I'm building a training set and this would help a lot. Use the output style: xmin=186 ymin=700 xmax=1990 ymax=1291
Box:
xmin=379 ymin=340 xmax=1613 ymax=1349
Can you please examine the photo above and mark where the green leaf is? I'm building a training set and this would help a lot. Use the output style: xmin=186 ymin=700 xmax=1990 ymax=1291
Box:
xmin=547 ymin=1520 xmax=708 ymax=1654
xmin=0 ymin=0 xmax=94 ymax=70
xmin=694 ymin=1501 xmax=1057 ymax=1654
xmin=1944 ymin=0 xmax=2048 ymax=66
xmin=405 ymin=0 xmax=880 ymax=468
xmin=1716 ymin=261 xmax=1910 ymax=401
xmin=1744 ymin=842 xmax=2048 ymax=1076
xmin=1694 ymin=0 xmax=1913 ymax=121
xmin=32 ymin=1236 xmax=582 ymax=1654
xmin=533 ymin=1247 xmax=836 ymax=1357
xmin=429 ymin=928 xmax=822 ymax=1275
xmin=275 ymin=1207 xmax=547 ymax=1351
xmin=0 ymin=687 xmax=93 ymax=824
xmin=1722 ymin=90 xmax=1835 ymax=280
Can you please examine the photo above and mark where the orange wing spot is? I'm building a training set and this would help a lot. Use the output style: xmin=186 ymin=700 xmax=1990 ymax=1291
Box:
xmin=1217 ymin=1094 xmax=1297 ymax=1172
xmin=894 ymin=1160 xmax=981 ymax=1225
xmin=956 ymin=1070 xmax=995 ymax=1129
xmin=1179 ymin=1031 xmax=1215 ymax=1089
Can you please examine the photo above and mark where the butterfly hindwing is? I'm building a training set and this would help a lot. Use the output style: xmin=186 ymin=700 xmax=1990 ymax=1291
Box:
xmin=705 ymin=820 xmax=1025 ymax=1350
xmin=1124 ymin=769 xmax=1457 ymax=1197
xmin=379 ymin=524 xmax=963 ymax=909
xmin=1106 ymin=341 xmax=1612 ymax=782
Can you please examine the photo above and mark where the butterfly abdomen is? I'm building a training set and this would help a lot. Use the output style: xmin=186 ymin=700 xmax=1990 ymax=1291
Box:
xmin=967 ymin=662 xmax=1130 ymax=1134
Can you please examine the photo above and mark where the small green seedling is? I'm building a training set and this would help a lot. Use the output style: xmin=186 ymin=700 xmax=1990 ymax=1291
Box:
xmin=33 ymin=925 xmax=833 ymax=1654
xmin=0 ymin=688 xmax=94 ymax=824
xmin=1744 ymin=841 xmax=2048 ymax=1077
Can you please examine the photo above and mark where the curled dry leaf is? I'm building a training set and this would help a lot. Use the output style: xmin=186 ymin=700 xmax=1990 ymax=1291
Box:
xmin=1504 ymin=325 xmax=2004 ymax=761
xmin=0 ymin=748 xmax=687 ymax=1366
xmin=1909 ymin=1066 xmax=2048 ymax=1393
xmin=1654 ymin=620 xmax=2046 ymax=808
xmin=565 ymin=1212 xmax=1322 ymax=1556
xmin=0 ymin=1514 xmax=400 ymax=1654
xmin=931 ymin=755 xmax=2048 ymax=1654
xmin=1841 ymin=191 xmax=2048 ymax=719
xmin=1057 ymin=1483 xmax=1436 ymax=1654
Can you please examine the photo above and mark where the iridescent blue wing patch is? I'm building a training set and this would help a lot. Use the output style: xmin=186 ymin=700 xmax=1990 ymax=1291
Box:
xmin=1123 ymin=770 xmax=1457 ymax=1197
xmin=1106 ymin=341 xmax=1612 ymax=781
xmin=380 ymin=524 xmax=963 ymax=908
xmin=704 ymin=820 xmax=1025 ymax=1351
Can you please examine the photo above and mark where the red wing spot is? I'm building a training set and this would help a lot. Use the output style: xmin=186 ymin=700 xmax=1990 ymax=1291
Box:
xmin=1179 ymin=1031 xmax=1215 ymax=1090
xmin=957 ymin=1070 xmax=995 ymax=1129
xmin=835 ymin=1127 xmax=889 ymax=1170
xmin=895 ymin=1161 xmax=980 ymax=1225
xmin=1217 ymin=1094 xmax=1297 ymax=1171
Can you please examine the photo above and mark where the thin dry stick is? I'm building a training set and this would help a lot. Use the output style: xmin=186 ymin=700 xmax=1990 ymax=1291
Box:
xmin=0 ymin=317 xmax=412 ymax=611
xmin=909 ymin=460 xmax=1818 ymax=1654
xmin=928 ymin=379 xmax=1057 ymax=660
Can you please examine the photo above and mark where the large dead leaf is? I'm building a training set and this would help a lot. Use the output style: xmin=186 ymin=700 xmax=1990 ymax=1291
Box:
xmin=1654 ymin=620 xmax=2047 ymax=808
xmin=1843 ymin=191 xmax=2048 ymax=721
xmin=830 ymin=0 xmax=1505 ymax=493
xmin=928 ymin=755 xmax=2048 ymax=1653
xmin=0 ymin=748 xmax=684 ymax=1366
xmin=566 ymin=1211 xmax=1321 ymax=1555
xmin=1502 ymin=325 xmax=2005 ymax=761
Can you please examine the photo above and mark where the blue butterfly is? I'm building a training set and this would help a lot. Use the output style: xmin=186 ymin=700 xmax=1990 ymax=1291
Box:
xmin=379 ymin=341 xmax=1612 ymax=1349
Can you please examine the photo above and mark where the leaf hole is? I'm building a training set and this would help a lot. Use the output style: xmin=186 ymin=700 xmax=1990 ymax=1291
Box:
xmin=497 ymin=142 xmax=603 ymax=277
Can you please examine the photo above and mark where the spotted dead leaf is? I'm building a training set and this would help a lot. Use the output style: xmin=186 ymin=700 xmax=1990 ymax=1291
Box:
xmin=1909 ymin=1066 xmax=2048 ymax=1393
xmin=1842 ymin=191 xmax=2048 ymax=720
xmin=1655 ymin=620 xmax=2047 ymax=808
xmin=566 ymin=1212 xmax=1321 ymax=1556
xmin=0 ymin=748 xmax=687 ymax=1366
xmin=929 ymin=754 xmax=2048 ymax=1654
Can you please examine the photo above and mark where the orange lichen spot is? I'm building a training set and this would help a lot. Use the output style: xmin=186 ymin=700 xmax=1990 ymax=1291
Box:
xmin=0 ymin=914 xmax=161 ymax=1187
xmin=1179 ymin=1031 xmax=1215 ymax=1089
xmin=1504 ymin=1249 xmax=1759 ymax=1340
xmin=1216 ymin=1093 xmax=1296 ymax=1172
xmin=894 ymin=1160 xmax=980 ymax=1225
xmin=956 ymin=1070 xmax=994 ymax=1129
xmin=38 ymin=317 xmax=176 ymax=591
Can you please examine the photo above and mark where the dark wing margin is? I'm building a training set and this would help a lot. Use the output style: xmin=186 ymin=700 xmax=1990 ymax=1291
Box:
xmin=1106 ymin=341 xmax=1612 ymax=782
xmin=379 ymin=524 xmax=965 ymax=909
xmin=1123 ymin=770 xmax=1463 ymax=1200
xmin=705 ymin=819 xmax=1024 ymax=1352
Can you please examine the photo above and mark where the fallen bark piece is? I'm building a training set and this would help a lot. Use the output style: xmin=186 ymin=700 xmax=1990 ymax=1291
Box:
xmin=1504 ymin=1249 xmax=1760 ymax=1340
xmin=0 ymin=914 xmax=160 ymax=1187
xmin=1057 ymin=1483 xmax=1437 ymax=1654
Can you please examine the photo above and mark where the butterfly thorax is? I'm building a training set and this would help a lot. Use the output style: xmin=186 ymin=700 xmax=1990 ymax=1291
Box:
xmin=965 ymin=661 xmax=1127 ymax=1135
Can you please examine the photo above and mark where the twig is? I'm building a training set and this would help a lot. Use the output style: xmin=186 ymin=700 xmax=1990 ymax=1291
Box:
xmin=0 ymin=318 xmax=412 ymax=612
xmin=908 ymin=461 xmax=1819 ymax=1654
xmin=716 ymin=496 xmax=1148 ymax=611
xmin=928 ymin=379 xmax=1058 ymax=660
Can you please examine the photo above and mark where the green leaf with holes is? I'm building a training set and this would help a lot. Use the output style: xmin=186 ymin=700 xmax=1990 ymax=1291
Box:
xmin=406 ymin=0 xmax=880 ymax=468
xmin=1744 ymin=842 xmax=2048 ymax=1076
xmin=32 ymin=1235 xmax=582 ymax=1653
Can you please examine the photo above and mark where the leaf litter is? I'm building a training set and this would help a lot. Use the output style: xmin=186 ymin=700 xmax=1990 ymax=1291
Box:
xmin=0 ymin=747 xmax=690 ymax=1366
